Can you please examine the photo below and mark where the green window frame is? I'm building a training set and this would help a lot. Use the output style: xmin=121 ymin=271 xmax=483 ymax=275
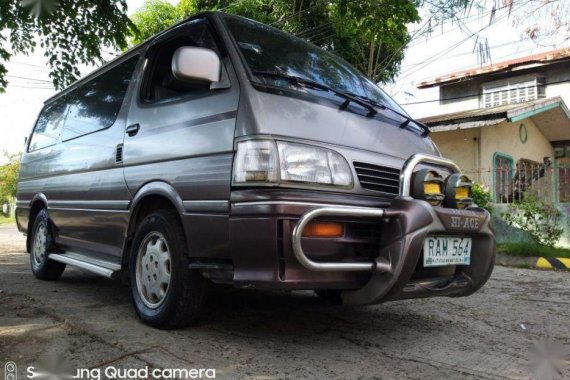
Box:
xmin=492 ymin=152 xmax=514 ymax=203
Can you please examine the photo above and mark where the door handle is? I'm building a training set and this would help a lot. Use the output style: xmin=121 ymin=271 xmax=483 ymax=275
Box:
xmin=126 ymin=123 xmax=140 ymax=137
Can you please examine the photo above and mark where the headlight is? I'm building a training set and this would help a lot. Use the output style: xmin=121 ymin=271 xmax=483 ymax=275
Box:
xmin=233 ymin=140 xmax=353 ymax=187
xmin=445 ymin=174 xmax=473 ymax=209
xmin=412 ymin=169 xmax=444 ymax=206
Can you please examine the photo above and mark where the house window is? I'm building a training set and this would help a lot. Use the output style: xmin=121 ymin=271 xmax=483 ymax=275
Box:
xmin=493 ymin=153 xmax=513 ymax=203
xmin=481 ymin=75 xmax=546 ymax=108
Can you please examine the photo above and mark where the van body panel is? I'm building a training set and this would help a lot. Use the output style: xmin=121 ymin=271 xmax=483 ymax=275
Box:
xmin=18 ymin=111 xmax=133 ymax=259
xmin=123 ymin=47 xmax=240 ymax=258
xmin=17 ymin=52 xmax=143 ymax=259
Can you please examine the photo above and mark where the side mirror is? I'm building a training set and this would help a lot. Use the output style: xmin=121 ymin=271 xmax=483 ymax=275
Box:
xmin=172 ymin=47 xmax=221 ymax=83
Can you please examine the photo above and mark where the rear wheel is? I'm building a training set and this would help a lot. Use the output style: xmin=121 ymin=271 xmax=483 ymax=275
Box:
xmin=30 ymin=209 xmax=66 ymax=280
xmin=129 ymin=209 xmax=207 ymax=329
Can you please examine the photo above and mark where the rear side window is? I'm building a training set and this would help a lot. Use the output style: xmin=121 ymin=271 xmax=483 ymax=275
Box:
xmin=28 ymin=100 xmax=68 ymax=152
xmin=62 ymin=55 xmax=139 ymax=141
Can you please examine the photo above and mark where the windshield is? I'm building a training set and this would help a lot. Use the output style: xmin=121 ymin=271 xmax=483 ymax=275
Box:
xmin=224 ymin=15 xmax=408 ymax=115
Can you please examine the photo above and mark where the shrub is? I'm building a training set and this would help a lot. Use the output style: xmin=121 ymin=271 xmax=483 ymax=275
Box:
xmin=471 ymin=182 xmax=492 ymax=213
xmin=501 ymin=193 xmax=564 ymax=247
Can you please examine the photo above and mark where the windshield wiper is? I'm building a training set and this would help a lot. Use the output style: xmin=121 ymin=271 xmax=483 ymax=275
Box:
xmin=252 ymin=71 xmax=378 ymax=118
xmin=252 ymin=70 xmax=429 ymax=136
xmin=345 ymin=92 xmax=430 ymax=137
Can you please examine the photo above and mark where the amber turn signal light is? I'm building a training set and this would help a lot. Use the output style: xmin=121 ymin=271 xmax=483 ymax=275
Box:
xmin=302 ymin=222 xmax=344 ymax=238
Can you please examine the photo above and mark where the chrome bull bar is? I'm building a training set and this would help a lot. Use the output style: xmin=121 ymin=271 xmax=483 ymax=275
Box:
xmin=291 ymin=153 xmax=461 ymax=272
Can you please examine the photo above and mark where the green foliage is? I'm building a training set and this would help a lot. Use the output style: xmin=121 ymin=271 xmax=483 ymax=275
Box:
xmin=497 ymin=243 xmax=570 ymax=259
xmin=130 ymin=0 xmax=183 ymax=46
xmin=0 ymin=215 xmax=15 ymax=225
xmin=130 ymin=0 xmax=421 ymax=83
xmin=471 ymin=182 xmax=492 ymax=212
xmin=0 ymin=153 xmax=21 ymax=203
xmin=501 ymin=194 xmax=564 ymax=248
xmin=0 ymin=0 xmax=135 ymax=92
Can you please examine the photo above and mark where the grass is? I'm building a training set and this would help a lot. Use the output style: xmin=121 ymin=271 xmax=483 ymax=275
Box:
xmin=0 ymin=215 xmax=15 ymax=225
xmin=497 ymin=242 xmax=570 ymax=259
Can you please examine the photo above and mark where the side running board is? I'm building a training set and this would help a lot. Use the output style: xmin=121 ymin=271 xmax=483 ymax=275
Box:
xmin=48 ymin=252 xmax=121 ymax=279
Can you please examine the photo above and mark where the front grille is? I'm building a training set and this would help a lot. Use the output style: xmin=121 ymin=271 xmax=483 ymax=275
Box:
xmin=354 ymin=161 xmax=401 ymax=196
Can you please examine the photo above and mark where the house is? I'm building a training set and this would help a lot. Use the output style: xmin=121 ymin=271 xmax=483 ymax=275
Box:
xmin=416 ymin=48 xmax=570 ymax=205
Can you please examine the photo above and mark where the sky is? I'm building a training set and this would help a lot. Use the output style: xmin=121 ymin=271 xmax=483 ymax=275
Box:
xmin=1 ymin=0 xmax=568 ymax=162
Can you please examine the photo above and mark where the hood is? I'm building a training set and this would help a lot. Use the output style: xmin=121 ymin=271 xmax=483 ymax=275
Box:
xmin=235 ymin=89 xmax=439 ymax=160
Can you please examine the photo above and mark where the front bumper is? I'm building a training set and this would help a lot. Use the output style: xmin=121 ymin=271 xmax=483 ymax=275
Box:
xmin=229 ymin=196 xmax=494 ymax=305
xmin=228 ymin=153 xmax=495 ymax=305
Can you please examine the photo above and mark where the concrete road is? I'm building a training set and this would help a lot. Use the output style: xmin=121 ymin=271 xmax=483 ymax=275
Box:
xmin=0 ymin=224 xmax=568 ymax=380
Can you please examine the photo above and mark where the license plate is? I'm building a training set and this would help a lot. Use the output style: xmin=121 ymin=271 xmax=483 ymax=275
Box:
xmin=423 ymin=236 xmax=472 ymax=267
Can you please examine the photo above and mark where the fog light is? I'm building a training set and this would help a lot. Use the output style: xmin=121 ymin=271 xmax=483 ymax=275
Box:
xmin=445 ymin=174 xmax=473 ymax=209
xmin=412 ymin=169 xmax=445 ymax=206
xmin=302 ymin=222 xmax=344 ymax=238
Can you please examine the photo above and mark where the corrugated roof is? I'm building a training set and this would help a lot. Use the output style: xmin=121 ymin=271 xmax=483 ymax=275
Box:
xmin=419 ymin=96 xmax=565 ymax=126
xmin=420 ymin=102 xmax=527 ymax=125
xmin=417 ymin=48 xmax=570 ymax=89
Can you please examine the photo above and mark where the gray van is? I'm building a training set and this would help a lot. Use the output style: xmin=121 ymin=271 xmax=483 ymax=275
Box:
xmin=16 ymin=12 xmax=495 ymax=329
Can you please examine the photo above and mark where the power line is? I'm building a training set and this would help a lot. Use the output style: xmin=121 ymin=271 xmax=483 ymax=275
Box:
xmin=396 ymin=0 xmax=533 ymax=85
xmin=395 ymin=5 xmax=516 ymax=85
xmin=411 ymin=46 xmax=552 ymax=85
xmin=8 ymin=61 xmax=50 ymax=72
xmin=406 ymin=2 xmax=517 ymax=49
xmin=9 ymin=60 xmax=50 ymax=70
xmin=296 ymin=22 xmax=333 ymax=37
xmin=401 ymin=39 xmax=534 ymax=69
xmin=7 ymin=85 xmax=54 ymax=89
xmin=399 ymin=78 xmax=569 ymax=106
xmin=6 ymin=75 xmax=52 ymax=84
xmin=269 ymin=3 xmax=321 ymax=27
xmin=374 ymin=16 xmax=435 ymax=78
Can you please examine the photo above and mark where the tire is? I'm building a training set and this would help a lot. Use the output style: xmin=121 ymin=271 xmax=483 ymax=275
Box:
xmin=129 ymin=209 xmax=207 ymax=329
xmin=314 ymin=289 xmax=343 ymax=304
xmin=30 ymin=209 xmax=66 ymax=281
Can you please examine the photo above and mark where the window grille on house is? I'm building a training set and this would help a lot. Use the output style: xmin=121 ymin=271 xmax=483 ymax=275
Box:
xmin=492 ymin=157 xmax=554 ymax=204
xmin=481 ymin=75 xmax=546 ymax=108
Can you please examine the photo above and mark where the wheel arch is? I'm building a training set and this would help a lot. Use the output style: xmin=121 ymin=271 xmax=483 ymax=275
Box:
xmin=26 ymin=193 xmax=48 ymax=253
xmin=122 ymin=182 xmax=186 ymax=268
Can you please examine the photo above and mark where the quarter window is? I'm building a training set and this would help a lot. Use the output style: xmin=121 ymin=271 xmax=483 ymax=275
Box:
xmin=28 ymin=99 xmax=68 ymax=152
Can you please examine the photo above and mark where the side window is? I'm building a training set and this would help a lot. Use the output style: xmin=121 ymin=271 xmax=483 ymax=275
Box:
xmin=28 ymin=100 xmax=68 ymax=152
xmin=62 ymin=55 xmax=139 ymax=141
xmin=141 ymin=19 xmax=220 ymax=102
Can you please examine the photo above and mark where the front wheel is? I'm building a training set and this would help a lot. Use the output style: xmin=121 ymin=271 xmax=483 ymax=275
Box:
xmin=30 ymin=209 xmax=66 ymax=281
xmin=129 ymin=209 xmax=207 ymax=329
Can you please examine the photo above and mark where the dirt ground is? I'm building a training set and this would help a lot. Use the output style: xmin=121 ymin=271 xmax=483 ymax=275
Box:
xmin=0 ymin=224 xmax=569 ymax=380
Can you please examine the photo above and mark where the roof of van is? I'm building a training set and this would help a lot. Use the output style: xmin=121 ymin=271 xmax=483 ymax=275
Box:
xmin=44 ymin=11 xmax=222 ymax=104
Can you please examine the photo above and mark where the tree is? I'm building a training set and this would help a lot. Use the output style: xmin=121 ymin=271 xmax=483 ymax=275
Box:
xmin=130 ymin=0 xmax=420 ymax=83
xmin=0 ymin=0 xmax=135 ymax=92
xmin=130 ymin=0 xmax=182 ymax=46
xmin=0 ymin=153 xmax=21 ymax=204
